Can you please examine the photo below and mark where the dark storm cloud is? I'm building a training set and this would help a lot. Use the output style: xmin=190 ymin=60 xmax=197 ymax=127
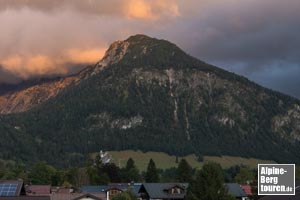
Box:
xmin=0 ymin=65 xmax=21 ymax=84
xmin=159 ymin=0 xmax=300 ymax=97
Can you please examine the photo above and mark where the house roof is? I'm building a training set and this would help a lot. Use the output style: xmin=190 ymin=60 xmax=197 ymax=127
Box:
xmin=81 ymin=183 xmax=142 ymax=196
xmin=225 ymin=183 xmax=247 ymax=198
xmin=72 ymin=193 xmax=103 ymax=200
xmin=106 ymin=186 xmax=127 ymax=192
xmin=0 ymin=196 xmax=50 ymax=200
xmin=50 ymin=186 xmax=80 ymax=194
xmin=0 ymin=180 xmax=24 ymax=197
xmin=81 ymin=186 xmax=108 ymax=194
xmin=50 ymin=192 xmax=106 ymax=200
xmin=26 ymin=185 xmax=51 ymax=195
xmin=128 ymin=184 xmax=142 ymax=196
xmin=241 ymin=185 xmax=253 ymax=196
xmin=140 ymin=183 xmax=189 ymax=199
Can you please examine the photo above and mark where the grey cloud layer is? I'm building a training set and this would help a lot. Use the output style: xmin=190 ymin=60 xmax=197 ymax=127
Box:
xmin=0 ymin=0 xmax=124 ymax=15
xmin=0 ymin=0 xmax=299 ymax=97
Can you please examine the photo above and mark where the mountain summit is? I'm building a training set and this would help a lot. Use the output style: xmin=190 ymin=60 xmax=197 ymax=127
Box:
xmin=0 ymin=34 xmax=210 ymax=114
xmin=0 ymin=35 xmax=300 ymax=166
xmin=96 ymin=34 xmax=199 ymax=70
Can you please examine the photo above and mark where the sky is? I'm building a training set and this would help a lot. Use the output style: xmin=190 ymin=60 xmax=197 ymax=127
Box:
xmin=0 ymin=0 xmax=299 ymax=98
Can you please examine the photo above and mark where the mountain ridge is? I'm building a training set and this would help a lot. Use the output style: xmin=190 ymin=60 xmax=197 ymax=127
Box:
xmin=0 ymin=34 xmax=300 ymax=166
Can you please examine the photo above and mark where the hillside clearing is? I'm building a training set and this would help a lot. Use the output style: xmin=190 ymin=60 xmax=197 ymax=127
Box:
xmin=92 ymin=150 xmax=276 ymax=171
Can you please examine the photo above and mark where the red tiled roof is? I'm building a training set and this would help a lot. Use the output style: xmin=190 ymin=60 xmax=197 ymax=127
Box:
xmin=50 ymin=187 xmax=76 ymax=194
xmin=241 ymin=185 xmax=253 ymax=196
xmin=26 ymin=185 xmax=51 ymax=195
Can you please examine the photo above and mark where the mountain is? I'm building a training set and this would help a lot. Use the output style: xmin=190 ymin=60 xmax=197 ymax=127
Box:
xmin=0 ymin=34 xmax=300 ymax=166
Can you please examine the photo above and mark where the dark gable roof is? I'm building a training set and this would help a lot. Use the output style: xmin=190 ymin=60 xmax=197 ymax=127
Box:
xmin=81 ymin=185 xmax=108 ymax=193
xmin=81 ymin=183 xmax=142 ymax=196
xmin=107 ymin=183 xmax=142 ymax=195
xmin=106 ymin=186 xmax=127 ymax=192
xmin=225 ymin=183 xmax=247 ymax=198
xmin=129 ymin=184 xmax=143 ymax=196
xmin=0 ymin=180 xmax=24 ymax=197
xmin=140 ymin=183 xmax=189 ymax=199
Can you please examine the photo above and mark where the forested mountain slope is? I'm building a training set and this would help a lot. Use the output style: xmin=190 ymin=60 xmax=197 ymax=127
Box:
xmin=1 ymin=35 xmax=299 ymax=166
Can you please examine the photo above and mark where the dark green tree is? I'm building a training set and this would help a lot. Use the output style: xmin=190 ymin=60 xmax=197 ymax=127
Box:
xmin=125 ymin=158 xmax=135 ymax=170
xmin=296 ymin=165 xmax=300 ymax=180
xmin=88 ymin=154 xmax=122 ymax=183
xmin=101 ymin=163 xmax=122 ymax=183
xmin=87 ymin=165 xmax=109 ymax=185
xmin=234 ymin=167 xmax=255 ymax=184
xmin=111 ymin=190 xmax=138 ymax=200
xmin=224 ymin=165 xmax=241 ymax=182
xmin=66 ymin=167 xmax=90 ymax=186
xmin=177 ymin=159 xmax=193 ymax=182
xmin=29 ymin=162 xmax=59 ymax=185
xmin=161 ymin=167 xmax=177 ymax=182
xmin=145 ymin=159 xmax=159 ymax=182
xmin=86 ymin=155 xmax=110 ymax=184
xmin=188 ymin=162 xmax=234 ymax=200
xmin=1 ymin=165 xmax=28 ymax=183
xmin=122 ymin=158 xmax=140 ymax=182
xmin=112 ymin=192 xmax=131 ymax=200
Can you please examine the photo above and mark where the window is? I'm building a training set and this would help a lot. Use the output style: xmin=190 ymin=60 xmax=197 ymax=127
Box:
xmin=171 ymin=187 xmax=182 ymax=194
xmin=109 ymin=189 xmax=122 ymax=196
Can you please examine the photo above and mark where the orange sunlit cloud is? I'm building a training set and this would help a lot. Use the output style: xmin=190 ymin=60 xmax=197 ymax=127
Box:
xmin=125 ymin=0 xmax=180 ymax=20
xmin=65 ymin=48 xmax=106 ymax=64
xmin=0 ymin=0 xmax=181 ymax=81
xmin=127 ymin=0 xmax=153 ymax=20
xmin=1 ymin=48 xmax=106 ymax=78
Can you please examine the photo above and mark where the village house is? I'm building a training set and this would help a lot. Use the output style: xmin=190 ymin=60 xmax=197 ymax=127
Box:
xmin=81 ymin=183 xmax=142 ymax=200
xmin=0 ymin=180 xmax=50 ymax=200
xmin=225 ymin=183 xmax=249 ymax=200
xmin=138 ymin=183 xmax=189 ymax=200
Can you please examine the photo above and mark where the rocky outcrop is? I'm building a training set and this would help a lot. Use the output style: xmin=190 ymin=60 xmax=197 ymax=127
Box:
xmin=272 ymin=104 xmax=300 ymax=142
xmin=0 ymin=76 xmax=78 ymax=114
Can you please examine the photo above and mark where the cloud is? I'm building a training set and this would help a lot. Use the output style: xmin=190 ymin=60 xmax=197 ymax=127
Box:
xmin=0 ymin=65 xmax=21 ymax=84
xmin=154 ymin=0 xmax=300 ymax=97
xmin=0 ymin=0 xmax=180 ymax=20
xmin=1 ymin=48 xmax=105 ymax=78
xmin=0 ymin=8 xmax=109 ymax=79
xmin=161 ymin=0 xmax=300 ymax=63
xmin=126 ymin=0 xmax=179 ymax=20
xmin=0 ymin=0 xmax=180 ymax=80
xmin=0 ymin=0 xmax=299 ymax=97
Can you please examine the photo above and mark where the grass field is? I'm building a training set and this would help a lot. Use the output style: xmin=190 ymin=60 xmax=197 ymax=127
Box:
xmin=101 ymin=150 xmax=276 ymax=171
